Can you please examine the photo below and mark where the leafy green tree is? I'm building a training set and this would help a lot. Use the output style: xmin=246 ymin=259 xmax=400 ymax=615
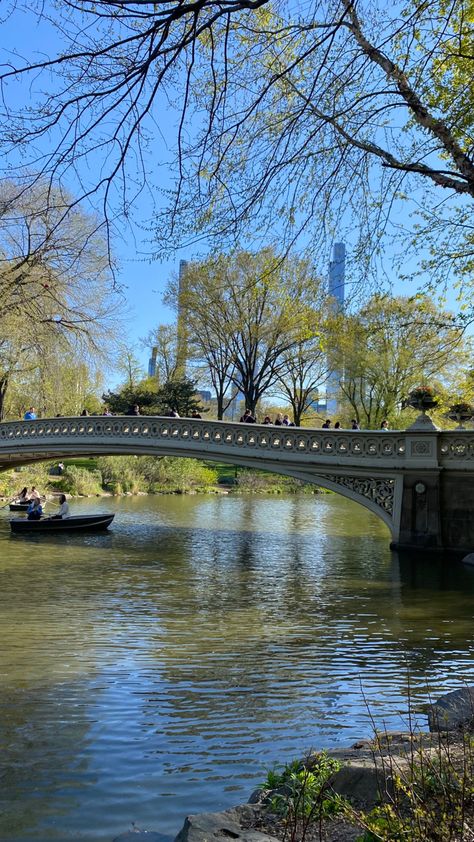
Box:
xmin=156 ymin=378 xmax=206 ymax=417
xmin=4 ymin=2 xmax=474 ymax=297
xmin=0 ymin=178 xmax=121 ymax=416
xmin=102 ymin=382 xmax=162 ymax=416
xmin=166 ymin=249 xmax=324 ymax=416
xmin=334 ymin=295 xmax=469 ymax=428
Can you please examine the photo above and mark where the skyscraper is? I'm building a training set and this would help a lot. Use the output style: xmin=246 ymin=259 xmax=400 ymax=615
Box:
xmin=175 ymin=259 xmax=189 ymax=378
xmin=326 ymin=243 xmax=346 ymax=415
xmin=328 ymin=241 xmax=345 ymax=311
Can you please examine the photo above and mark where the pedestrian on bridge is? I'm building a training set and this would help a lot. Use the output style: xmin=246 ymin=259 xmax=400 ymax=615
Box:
xmin=240 ymin=409 xmax=256 ymax=423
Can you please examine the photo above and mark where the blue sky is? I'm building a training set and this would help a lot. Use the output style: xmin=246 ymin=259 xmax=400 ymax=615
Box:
xmin=0 ymin=2 xmax=468 ymax=383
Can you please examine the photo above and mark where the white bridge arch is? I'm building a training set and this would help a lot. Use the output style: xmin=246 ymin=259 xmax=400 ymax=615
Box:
xmin=1 ymin=416 xmax=473 ymax=551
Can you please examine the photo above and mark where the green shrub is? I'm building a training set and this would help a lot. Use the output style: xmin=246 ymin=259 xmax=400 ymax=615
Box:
xmin=0 ymin=462 xmax=53 ymax=497
xmin=140 ymin=456 xmax=218 ymax=492
xmin=262 ymin=752 xmax=347 ymax=842
xmin=353 ymin=730 xmax=474 ymax=842
xmin=97 ymin=456 xmax=144 ymax=493
xmin=56 ymin=466 xmax=103 ymax=496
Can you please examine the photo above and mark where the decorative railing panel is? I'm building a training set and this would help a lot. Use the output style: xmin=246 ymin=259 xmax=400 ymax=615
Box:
xmin=0 ymin=417 xmax=413 ymax=465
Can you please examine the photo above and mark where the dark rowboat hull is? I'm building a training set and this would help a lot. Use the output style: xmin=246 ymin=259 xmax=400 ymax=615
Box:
xmin=10 ymin=514 xmax=115 ymax=533
xmin=9 ymin=502 xmax=46 ymax=512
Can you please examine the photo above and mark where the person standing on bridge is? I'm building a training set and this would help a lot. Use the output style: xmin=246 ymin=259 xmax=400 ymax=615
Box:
xmin=24 ymin=407 xmax=37 ymax=420
xmin=240 ymin=409 xmax=256 ymax=423
xmin=127 ymin=404 xmax=141 ymax=416
xmin=322 ymin=419 xmax=331 ymax=428
xmin=351 ymin=419 xmax=360 ymax=430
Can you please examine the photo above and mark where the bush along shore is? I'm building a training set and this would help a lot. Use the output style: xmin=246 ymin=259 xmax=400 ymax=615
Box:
xmin=0 ymin=456 xmax=322 ymax=499
xmin=113 ymin=687 xmax=474 ymax=842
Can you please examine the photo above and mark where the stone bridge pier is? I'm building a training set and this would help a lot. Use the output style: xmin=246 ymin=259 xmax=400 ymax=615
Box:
xmin=0 ymin=416 xmax=473 ymax=554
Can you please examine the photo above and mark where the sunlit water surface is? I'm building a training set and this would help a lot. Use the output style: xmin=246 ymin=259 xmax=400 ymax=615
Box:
xmin=1 ymin=493 xmax=474 ymax=841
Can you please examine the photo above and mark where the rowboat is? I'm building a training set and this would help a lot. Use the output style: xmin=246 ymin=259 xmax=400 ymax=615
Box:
xmin=9 ymin=501 xmax=46 ymax=512
xmin=10 ymin=514 xmax=115 ymax=533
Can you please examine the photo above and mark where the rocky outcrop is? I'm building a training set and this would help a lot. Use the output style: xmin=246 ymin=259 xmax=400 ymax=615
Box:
xmin=428 ymin=686 xmax=474 ymax=732
xmin=117 ymin=690 xmax=474 ymax=842
xmin=174 ymin=805 xmax=277 ymax=842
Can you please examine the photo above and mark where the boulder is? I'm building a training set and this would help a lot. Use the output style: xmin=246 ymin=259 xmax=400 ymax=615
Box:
xmin=428 ymin=687 xmax=474 ymax=732
xmin=173 ymin=805 xmax=278 ymax=842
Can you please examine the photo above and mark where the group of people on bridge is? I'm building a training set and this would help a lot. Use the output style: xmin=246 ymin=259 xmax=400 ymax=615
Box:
xmin=19 ymin=406 xmax=390 ymax=430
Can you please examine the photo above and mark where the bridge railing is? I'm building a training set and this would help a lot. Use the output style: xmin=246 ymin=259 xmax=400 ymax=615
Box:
xmin=0 ymin=415 xmax=413 ymax=463
xmin=1 ymin=417 xmax=473 ymax=467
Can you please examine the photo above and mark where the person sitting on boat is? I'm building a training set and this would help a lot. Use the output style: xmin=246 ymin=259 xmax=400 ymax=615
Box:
xmin=51 ymin=494 xmax=70 ymax=519
xmin=29 ymin=486 xmax=41 ymax=501
xmin=17 ymin=487 xmax=29 ymax=503
xmin=27 ymin=498 xmax=43 ymax=520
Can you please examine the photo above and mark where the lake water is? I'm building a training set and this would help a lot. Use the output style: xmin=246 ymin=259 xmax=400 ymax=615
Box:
xmin=1 ymin=493 xmax=474 ymax=841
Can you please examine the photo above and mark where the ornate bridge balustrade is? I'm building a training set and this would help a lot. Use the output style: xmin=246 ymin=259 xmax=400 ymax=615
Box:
xmin=1 ymin=416 xmax=474 ymax=553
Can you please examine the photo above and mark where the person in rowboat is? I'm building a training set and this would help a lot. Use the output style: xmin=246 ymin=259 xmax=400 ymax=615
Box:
xmin=17 ymin=487 xmax=29 ymax=503
xmin=51 ymin=494 xmax=70 ymax=519
xmin=27 ymin=498 xmax=43 ymax=520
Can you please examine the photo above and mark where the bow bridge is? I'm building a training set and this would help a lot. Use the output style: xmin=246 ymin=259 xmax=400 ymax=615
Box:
xmin=1 ymin=415 xmax=473 ymax=553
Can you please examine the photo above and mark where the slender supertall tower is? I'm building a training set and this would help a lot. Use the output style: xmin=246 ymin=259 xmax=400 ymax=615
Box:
xmin=175 ymin=259 xmax=189 ymax=378
xmin=328 ymin=242 xmax=346 ymax=311
xmin=326 ymin=243 xmax=346 ymax=415
xmin=148 ymin=346 xmax=158 ymax=377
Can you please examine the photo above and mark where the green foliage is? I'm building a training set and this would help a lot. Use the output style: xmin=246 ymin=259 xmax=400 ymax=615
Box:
xmin=102 ymin=382 xmax=161 ymax=415
xmin=236 ymin=469 xmax=314 ymax=494
xmin=143 ymin=456 xmax=217 ymax=493
xmin=334 ymin=294 xmax=468 ymax=429
xmin=263 ymin=753 xmax=346 ymax=828
xmin=354 ymin=731 xmax=474 ymax=842
xmin=56 ymin=466 xmax=103 ymax=496
xmin=102 ymin=376 xmax=205 ymax=417
xmin=96 ymin=455 xmax=218 ymax=494
xmin=96 ymin=456 xmax=143 ymax=494
xmin=0 ymin=463 xmax=54 ymax=497
xmin=156 ymin=377 xmax=206 ymax=417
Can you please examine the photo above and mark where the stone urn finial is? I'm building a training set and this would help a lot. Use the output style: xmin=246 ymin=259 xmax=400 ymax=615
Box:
xmin=403 ymin=386 xmax=439 ymax=431
xmin=446 ymin=401 xmax=473 ymax=430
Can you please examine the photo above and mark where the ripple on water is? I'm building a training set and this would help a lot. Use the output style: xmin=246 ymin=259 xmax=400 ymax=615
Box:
xmin=1 ymin=494 xmax=474 ymax=840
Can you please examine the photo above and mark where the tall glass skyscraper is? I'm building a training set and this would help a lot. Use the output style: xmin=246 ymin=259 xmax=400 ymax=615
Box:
xmin=326 ymin=243 xmax=346 ymax=415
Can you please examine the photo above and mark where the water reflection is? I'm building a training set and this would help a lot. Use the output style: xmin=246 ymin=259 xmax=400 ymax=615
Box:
xmin=1 ymin=494 xmax=474 ymax=840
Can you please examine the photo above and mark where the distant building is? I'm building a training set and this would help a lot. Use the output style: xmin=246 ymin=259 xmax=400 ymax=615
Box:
xmin=328 ymin=242 xmax=345 ymax=311
xmin=326 ymin=242 xmax=346 ymax=416
xmin=176 ymin=259 xmax=189 ymax=378
xmin=196 ymin=390 xmax=212 ymax=403
xmin=148 ymin=346 xmax=157 ymax=377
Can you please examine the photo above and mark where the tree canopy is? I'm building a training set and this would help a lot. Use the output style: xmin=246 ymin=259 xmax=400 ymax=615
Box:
xmin=2 ymin=1 xmax=474 ymax=295
xmin=164 ymin=248 xmax=327 ymax=415
xmin=334 ymin=294 xmax=469 ymax=428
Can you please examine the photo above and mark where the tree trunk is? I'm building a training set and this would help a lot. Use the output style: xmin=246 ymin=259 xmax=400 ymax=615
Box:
xmin=0 ymin=374 xmax=9 ymax=420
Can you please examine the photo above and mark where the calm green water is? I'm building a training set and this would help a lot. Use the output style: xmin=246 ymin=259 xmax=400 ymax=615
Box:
xmin=1 ymin=493 xmax=474 ymax=841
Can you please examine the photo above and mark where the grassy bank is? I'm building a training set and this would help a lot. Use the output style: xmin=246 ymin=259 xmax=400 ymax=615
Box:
xmin=0 ymin=456 xmax=319 ymax=498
